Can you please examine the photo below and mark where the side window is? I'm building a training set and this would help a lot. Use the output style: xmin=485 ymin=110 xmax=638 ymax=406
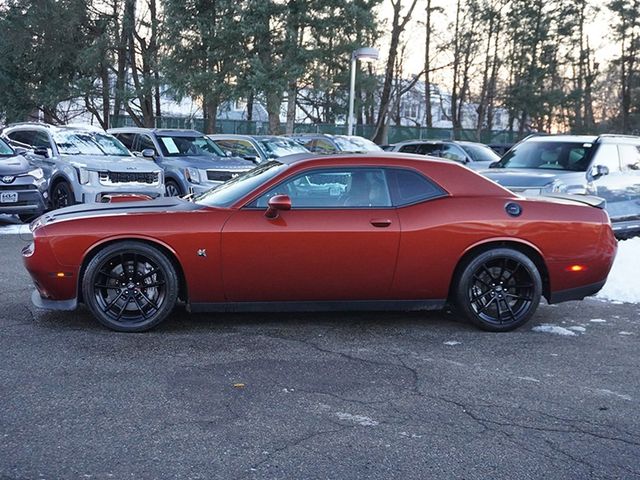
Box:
xmin=441 ymin=144 xmax=467 ymax=163
xmin=216 ymin=139 xmax=257 ymax=157
xmin=387 ymin=168 xmax=447 ymax=206
xmin=618 ymin=144 xmax=640 ymax=171
xmin=6 ymin=131 xmax=33 ymax=146
xmin=137 ymin=134 xmax=157 ymax=153
xmin=8 ymin=130 xmax=48 ymax=148
xmin=115 ymin=133 xmax=135 ymax=150
xmin=314 ymin=139 xmax=337 ymax=154
xmin=417 ymin=144 xmax=441 ymax=156
xmin=591 ymin=144 xmax=621 ymax=172
xmin=399 ymin=144 xmax=418 ymax=153
xmin=250 ymin=168 xmax=392 ymax=209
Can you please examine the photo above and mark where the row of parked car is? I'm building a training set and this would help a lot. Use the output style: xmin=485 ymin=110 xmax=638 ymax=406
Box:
xmin=0 ymin=124 xmax=374 ymax=221
xmin=2 ymin=122 xmax=640 ymax=237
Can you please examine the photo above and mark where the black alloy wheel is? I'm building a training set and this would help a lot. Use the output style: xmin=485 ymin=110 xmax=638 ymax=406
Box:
xmin=51 ymin=181 xmax=74 ymax=209
xmin=454 ymin=248 xmax=542 ymax=332
xmin=82 ymin=241 xmax=179 ymax=332
xmin=165 ymin=180 xmax=182 ymax=197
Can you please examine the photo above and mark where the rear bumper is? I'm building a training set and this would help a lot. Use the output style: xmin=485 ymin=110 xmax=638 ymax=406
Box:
xmin=548 ymin=280 xmax=607 ymax=304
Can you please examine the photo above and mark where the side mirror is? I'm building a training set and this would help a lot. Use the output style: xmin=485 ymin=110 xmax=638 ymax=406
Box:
xmin=589 ymin=164 xmax=609 ymax=180
xmin=141 ymin=148 xmax=156 ymax=159
xmin=489 ymin=161 xmax=500 ymax=168
xmin=224 ymin=150 xmax=234 ymax=157
xmin=13 ymin=147 xmax=28 ymax=155
xmin=33 ymin=147 xmax=50 ymax=158
xmin=243 ymin=155 xmax=259 ymax=163
xmin=265 ymin=194 xmax=291 ymax=219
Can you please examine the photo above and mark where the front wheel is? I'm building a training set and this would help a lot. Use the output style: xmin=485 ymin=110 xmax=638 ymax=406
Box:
xmin=454 ymin=248 xmax=542 ymax=332
xmin=50 ymin=181 xmax=75 ymax=209
xmin=165 ymin=180 xmax=183 ymax=197
xmin=82 ymin=241 xmax=179 ymax=332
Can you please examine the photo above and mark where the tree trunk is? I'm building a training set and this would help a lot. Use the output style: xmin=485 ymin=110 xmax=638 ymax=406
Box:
xmin=266 ymin=91 xmax=282 ymax=135
xmin=424 ymin=0 xmax=433 ymax=128
xmin=286 ymin=81 xmax=297 ymax=134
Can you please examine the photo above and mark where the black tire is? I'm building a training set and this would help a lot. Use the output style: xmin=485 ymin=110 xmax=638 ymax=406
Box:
xmin=165 ymin=180 xmax=183 ymax=197
xmin=454 ymin=248 xmax=542 ymax=332
xmin=51 ymin=181 xmax=75 ymax=209
xmin=82 ymin=241 xmax=179 ymax=332
xmin=18 ymin=213 xmax=36 ymax=223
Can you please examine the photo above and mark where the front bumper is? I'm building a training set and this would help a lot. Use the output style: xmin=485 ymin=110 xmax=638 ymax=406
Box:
xmin=31 ymin=289 xmax=77 ymax=310
xmin=0 ymin=178 xmax=47 ymax=216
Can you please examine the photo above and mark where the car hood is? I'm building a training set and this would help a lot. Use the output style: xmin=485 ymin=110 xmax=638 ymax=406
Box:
xmin=163 ymin=155 xmax=254 ymax=170
xmin=37 ymin=197 xmax=205 ymax=227
xmin=0 ymin=154 xmax=31 ymax=175
xmin=481 ymin=168 xmax=582 ymax=187
xmin=63 ymin=154 xmax=161 ymax=173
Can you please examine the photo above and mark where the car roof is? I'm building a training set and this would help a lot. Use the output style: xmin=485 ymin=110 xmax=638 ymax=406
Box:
xmin=524 ymin=134 xmax=597 ymax=143
xmin=108 ymin=127 xmax=204 ymax=137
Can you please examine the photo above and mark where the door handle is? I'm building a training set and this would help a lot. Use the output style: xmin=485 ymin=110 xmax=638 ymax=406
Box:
xmin=370 ymin=218 xmax=392 ymax=228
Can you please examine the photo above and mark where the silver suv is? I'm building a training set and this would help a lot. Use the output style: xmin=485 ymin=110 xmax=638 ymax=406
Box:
xmin=482 ymin=134 xmax=640 ymax=237
xmin=3 ymin=123 xmax=164 ymax=208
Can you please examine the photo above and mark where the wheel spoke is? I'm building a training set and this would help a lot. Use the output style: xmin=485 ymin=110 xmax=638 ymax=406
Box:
xmin=115 ymin=296 xmax=130 ymax=321
xmin=481 ymin=265 xmax=496 ymax=281
xmin=103 ymin=290 xmax=125 ymax=313
xmin=470 ymin=289 xmax=493 ymax=304
xmin=502 ymin=297 xmax=517 ymax=319
xmin=138 ymin=268 xmax=160 ymax=281
xmin=132 ymin=294 xmax=149 ymax=319
xmin=512 ymin=283 xmax=534 ymax=289
xmin=141 ymin=281 xmax=165 ymax=288
xmin=505 ymin=293 xmax=533 ymax=301
xmin=98 ymin=269 xmax=122 ymax=281
xmin=138 ymin=289 xmax=160 ymax=311
xmin=94 ymin=283 xmax=119 ymax=290
xmin=473 ymin=274 xmax=491 ymax=288
xmin=477 ymin=296 xmax=497 ymax=314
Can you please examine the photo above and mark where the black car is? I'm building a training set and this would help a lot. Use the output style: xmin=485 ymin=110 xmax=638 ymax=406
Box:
xmin=0 ymin=136 xmax=48 ymax=222
xmin=386 ymin=140 xmax=500 ymax=171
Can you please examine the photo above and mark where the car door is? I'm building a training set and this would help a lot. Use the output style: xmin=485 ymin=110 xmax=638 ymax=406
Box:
xmin=593 ymin=142 xmax=640 ymax=223
xmin=221 ymin=167 xmax=400 ymax=302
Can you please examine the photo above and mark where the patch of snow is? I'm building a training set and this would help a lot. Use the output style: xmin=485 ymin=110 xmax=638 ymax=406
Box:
xmin=532 ymin=324 xmax=577 ymax=336
xmin=596 ymin=238 xmax=640 ymax=304
xmin=516 ymin=376 xmax=540 ymax=383
xmin=443 ymin=341 xmax=461 ymax=346
xmin=335 ymin=412 xmax=379 ymax=426
xmin=0 ymin=224 xmax=30 ymax=235
xmin=619 ymin=331 xmax=634 ymax=336
xmin=589 ymin=318 xmax=607 ymax=323
xmin=567 ymin=326 xmax=586 ymax=333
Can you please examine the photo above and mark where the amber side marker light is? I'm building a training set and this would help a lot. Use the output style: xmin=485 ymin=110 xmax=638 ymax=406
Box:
xmin=50 ymin=272 xmax=72 ymax=278
xmin=566 ymin=265 xmax=587 ymax=272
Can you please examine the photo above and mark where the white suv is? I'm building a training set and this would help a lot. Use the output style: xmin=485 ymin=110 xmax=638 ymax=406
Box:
xmin=3 ymin=123 xmax=164 ymax=209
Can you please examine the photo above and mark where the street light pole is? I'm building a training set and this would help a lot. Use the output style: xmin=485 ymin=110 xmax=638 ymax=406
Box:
xmin=347 ymin=47 xmax=379 ymax=137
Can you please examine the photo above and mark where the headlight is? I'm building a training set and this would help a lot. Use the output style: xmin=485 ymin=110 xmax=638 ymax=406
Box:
xmin=75 ymin=167 xmax=90 ymax=184
xmin=185 ymin=167 xmax=201 ymax=184
xmin=26 ymin=168 xmax=44 ymax=180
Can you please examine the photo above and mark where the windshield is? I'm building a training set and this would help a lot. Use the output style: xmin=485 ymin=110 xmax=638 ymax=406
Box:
xmin=195 ymin=161 xmax=286 ymax=207
xmin=460 ymin=144 xmax=500 ymax=163
xmin=53 ymin=131 xmax=131 ymax=156
xmin=259 ymin=138 xmax=309 ymax=157
xmin=0 ymin=137 xmax=14 ymax=155
xmin=157 ymin=135 xmax=225 ymax=157
xmin=334 ymin=136 xmax=382 ymax=152
xmin=496 ymin=141 xmax=593 ymax=172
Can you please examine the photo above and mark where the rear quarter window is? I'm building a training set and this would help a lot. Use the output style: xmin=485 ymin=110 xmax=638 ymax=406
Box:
xmin=386 ymin=168 xmax=447 ymax=206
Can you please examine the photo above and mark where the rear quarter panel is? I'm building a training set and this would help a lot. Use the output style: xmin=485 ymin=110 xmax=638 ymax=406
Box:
xmin=391 ymin=195 xmax=616 ymax=299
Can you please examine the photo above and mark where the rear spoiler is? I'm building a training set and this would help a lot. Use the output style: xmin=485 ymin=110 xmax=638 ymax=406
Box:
xmin=541 ymin=193 xmax=606 ymax=209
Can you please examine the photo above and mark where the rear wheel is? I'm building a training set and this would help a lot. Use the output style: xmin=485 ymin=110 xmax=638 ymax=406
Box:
xmin=454 ymin=248 xmax=542 ymax=332
xmin=82 ymin=241 xmax=178 ymax=332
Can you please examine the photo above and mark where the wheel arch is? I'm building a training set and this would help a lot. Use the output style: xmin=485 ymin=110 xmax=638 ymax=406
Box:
xmin=77 ymin=236 xmax=188 ymax=304
xmin=48 ymin=172 xmax=77 ymax=204
xmin=448 ymin=239 xmax=550 ymax=303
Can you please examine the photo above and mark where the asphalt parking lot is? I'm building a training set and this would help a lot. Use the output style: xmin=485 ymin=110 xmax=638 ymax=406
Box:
xmin=0 ymin=230 xmax=639 ymax=480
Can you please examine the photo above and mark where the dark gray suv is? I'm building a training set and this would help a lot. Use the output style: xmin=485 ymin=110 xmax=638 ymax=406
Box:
xmin=110 ymin=128 xmax=254 ymax=196
xmin=482 ymin=134 xmax=640 ymax=237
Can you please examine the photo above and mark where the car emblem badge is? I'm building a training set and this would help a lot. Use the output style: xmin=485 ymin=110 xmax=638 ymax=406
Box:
xmin=1 ymin=176 xmax=15 ymax=184
xmin=197 ymin=249 xmax=207 ymax=257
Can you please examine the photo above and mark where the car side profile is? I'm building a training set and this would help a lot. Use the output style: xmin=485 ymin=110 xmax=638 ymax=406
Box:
xmin=0 ymin=136 xmax=48 ymax=221
xmin=482 ymin=134 xmax=640 ymax=237
xmin=208 ymin=134 xmax=310 ymax=164
xmin=386 ymin=140 xmax=500 ymax=170
xmin=109 ymin=128 xmax=255 ymax=196
xmin=3 ymin=123 xmax=164 ymax=209
xmin=23 ymin=153 xmax=616 ymax=333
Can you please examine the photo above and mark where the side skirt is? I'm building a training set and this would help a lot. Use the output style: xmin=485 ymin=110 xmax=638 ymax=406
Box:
xmin=188 ymin=299 xmax=447 ymax=314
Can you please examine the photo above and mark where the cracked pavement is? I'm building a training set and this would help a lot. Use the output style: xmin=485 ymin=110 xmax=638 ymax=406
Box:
xmin=0 ymin=234 xmax=639 ymax=479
